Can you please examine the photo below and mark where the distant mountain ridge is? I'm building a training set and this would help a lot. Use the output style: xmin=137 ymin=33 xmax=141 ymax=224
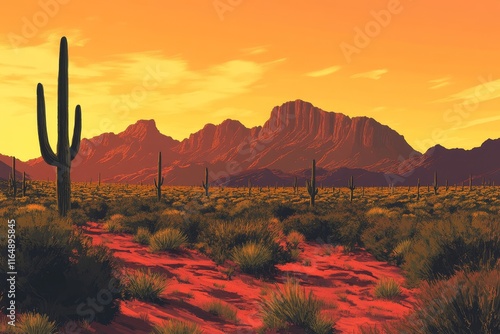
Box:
xmin=1 ymin=100 xmax=498 ymax=186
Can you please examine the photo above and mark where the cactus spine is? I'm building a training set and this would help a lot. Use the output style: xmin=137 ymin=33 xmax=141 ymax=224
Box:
xmin=153 ymin=152 xmax=164 ymax=201
xmin=202 ymin=167 xmax=209 ymax=197
xmin=348 ymin=176 xmax=355 ymax=202
xmin=37 ymin=37 xmax=82 ymax=217
xmin=433 ymin=171 xmax=438 ymax=195
xmin=306 ymin=159 xmax=318 ymax=206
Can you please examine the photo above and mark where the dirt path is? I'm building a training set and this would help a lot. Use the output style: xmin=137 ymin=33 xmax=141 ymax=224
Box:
xmin=82 ymin=222 xmax=417 ymax=334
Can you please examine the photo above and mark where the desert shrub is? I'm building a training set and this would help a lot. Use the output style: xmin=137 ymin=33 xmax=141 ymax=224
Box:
xmin=203 ymin=300 xmax=238 ymax=322
xmin=323 ymin=212 xmax=367 ymax=250
xmin=201 ymin=219 xmax=286 ymax=266
xmin=0 ymin=212 xmax=120 ymax=324
xmin=134 ymin=227 xmax=152 ymax=245
xmin=13 ymin=312 xmax=57 ymax=334
xmin=286 ymin=231 xmax=305 ymax=249
xmin=374 ymin=278 xmax=402 ymax=300
xmin=121 ymin=212 xmax=159 ymax=234
xmin=397 ymin=268 xmax=499 ymax=333
xmin=272 ymin=203 xmax=296 ymax=221
xmin=390 ymin=239 xmax=412 ymax=265
xmin=109 ymin=197 xmax=167 ymax=217
xmin=403 ymin=214 xmax=500 ymax=284
xmin=158 ymin=212 xmax=206 ymax=243
xmin=124 ymin=269 xmax=167 ymax=302
xmin=104 ymin=214 xmax=125 ymax=233
xmin=84 ymin=200 xmax=109 ymax=221
xmin=232 ymin=242 xmax=274 ymax=276
xmin=150 ymin=228 xmax=187 ymax=252
xmin=68 ymin=208 xmax=88 ymax=226
xmin=260 ymin=280 xmax=334 ymax=333
xmin=151 ymin=319 xmax=203 ymax=334
xmin=282 ymin=213 xmax=329 ymax=241
xmin=361 ymin=214 xmax=414 ymax=261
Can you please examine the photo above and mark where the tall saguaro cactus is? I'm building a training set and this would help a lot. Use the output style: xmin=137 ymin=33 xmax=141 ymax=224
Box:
xmin=37 ymin=37 xmax=82 ymax=217
xmin=306 ymin=159 xmax=318 ymax=206
xmin=22 ymin=172 xmax=27 ymax=197
xmin=154 ymin=152 xmax=164 ymax=201
xmin=293 ymin=176 xmax=298 ymax=194
xmin=416 ymin=178 xmax=421 ymax=201
xmin=202 ymin=167 xmax=209 ymax=197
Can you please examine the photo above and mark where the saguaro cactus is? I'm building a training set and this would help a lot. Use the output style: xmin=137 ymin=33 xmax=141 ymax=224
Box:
xmin=9 ymin=156 xmax=17 ymax=198
xmin=98 ymin=172 xmax=101 ymax=187
xmin=293 ymin=176 xmax=298 ymax=194
xmin=416 ymin=178 xmax=421 ymax=201
xmin=154 ymin=152 xmax=164 ymax=201
xmin=22 ymin=172 xmax=27 ymax=197
xmin=469 ymin=174 xmax=473 ymax=191
xmin=433 ymin=171 xmax=438 ymax=195
xmin=306 ymin=159 xmax=318 ymax=206
xmin=348 ymin=176 xmax=355 ymax=202
xmin=202 ymin=167 xmax=209 ymax=197
xmin=248 ymin=179 xmax=252 ymax=196
xmin=37 ymin=37 xmax=82 ymax=217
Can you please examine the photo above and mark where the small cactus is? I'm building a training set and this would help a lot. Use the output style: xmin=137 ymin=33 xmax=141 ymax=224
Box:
xmin=202 ymin=167 xmax=209 ymax=197
xmin=306 ymin=159 xmax=318 ymax=206
xmin=248 ymin=179 xmax=252 ymax=196
xmin=9 ymin=156 xmax=17 ymax=198
xmin=348 ymin=176 xmax=355 ymax=202
xmin=416 ymin=178 xmax=421 ymax=201
xmin=153 ymin=152 xmax=164 ymax=201
xmin=293 ymin=176 xmax=298 ymax=194
xmin=433 ymin=171 xmax=438 ymax=195
xmin=22 ymin=171 xmax=27 ymax=197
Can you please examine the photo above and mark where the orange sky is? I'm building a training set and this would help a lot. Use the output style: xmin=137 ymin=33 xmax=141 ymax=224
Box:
xmin=1 ymin=0 xmax=500 ymax=160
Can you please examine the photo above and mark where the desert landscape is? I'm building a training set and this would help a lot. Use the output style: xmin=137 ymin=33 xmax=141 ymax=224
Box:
xmin=1 ymin=1 xmax=500 ymax=333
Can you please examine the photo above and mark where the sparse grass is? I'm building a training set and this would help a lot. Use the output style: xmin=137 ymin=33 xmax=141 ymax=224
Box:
xmin=213 ymin=282 xmax=226 ymax=289
xmin=16 ymin=312 xmax=57 ymax=334
xmin=232 ymin=241 xmax=273 ymax=276
xmin=261 ymin=279 xmax=334 ymax=333
xmin=104 ymin=213 xmax=125 ymax=233
xmin=124 ymin=269 xmax=167 ymax=302
xmin=203 ymin=299 xmax=238 ymax=322
xmin=150 ymin=319 xmax=203 ymax=334
xmin=374 ymin=277 xmax=402 ymax=300
xmin=134 ymin=227 xmax=152 ymax=245
xmin=150 ymin=228 xmax=187 ymax=252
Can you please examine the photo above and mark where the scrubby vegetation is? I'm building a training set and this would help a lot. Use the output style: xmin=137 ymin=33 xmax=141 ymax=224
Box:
xmin=1 ymin=180 xmax=498 ymax=332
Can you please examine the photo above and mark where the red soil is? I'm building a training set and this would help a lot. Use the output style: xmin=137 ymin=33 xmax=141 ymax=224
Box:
xmin=82 ymin=222 xmax=417 ymax=334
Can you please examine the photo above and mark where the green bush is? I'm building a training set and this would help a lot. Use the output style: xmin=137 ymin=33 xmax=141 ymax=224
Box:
xmin=121 ymin=212 xmax=159 ymax=234
xmin=397 ymin=268 xmax=500 ymax=333
xmin=374 ymin=277 xmax=402 ymax=300
xmin=203 ymin=300 xmax=238 ymax=322
xmin=232 ymin=242 xmax=274 ymax=276
xmin=134 ymin=227 xmax=152 ymax=245
xmin=403 ymin=214 xmax=500 ymax=284
xmin=151 ymin=319 xmax=203 ymax=334
xmin=260 ymin=280 xmax=334 ymax=333
xmin=271 ymin=203 xmax=296 ymax=221
xmin=84 ymin=200 xmax=109 ymax=221
xmin=0 ymin=211 xmax=120 ymax=324
xmin=150 ymin=228 xmax=187 ymax=252
xmin=16 ymin=312 xmax=57 ymax=334
xmin=124 ymin=269 xmax=167 ymax=302
xmin=282 ymin=213 xmax=328 ymax=241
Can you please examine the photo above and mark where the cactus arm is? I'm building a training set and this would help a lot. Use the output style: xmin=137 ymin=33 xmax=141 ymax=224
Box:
xmin=70 ymin=105 xmax=82 ymax=160
xmin=36 ymin=83 xmax=58 ymax=165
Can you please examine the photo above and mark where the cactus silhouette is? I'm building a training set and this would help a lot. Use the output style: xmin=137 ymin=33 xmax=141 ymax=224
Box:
xmin=293 ymin=176 xmax=298 ymax=194
xmin=9 ymin=156 xmax=17 ymax=198
xmin=416 ymin=178 xmax=421 ymax=201
xmin=348 ymin=176 xmax=355 ymax=202
xmin=22 ymin=172 xmax=27 ymax=197
xmin=154 ymin=152 xmax=164 ymax=201
xmin=306 ymin=159 xmax=318 ymax=206
xmin=37 ymin=37 xmax=82 ymax=217
xmin=202 ymin=167 xmax=209 ymax=197
xmin=433 ymin=171 xmax=438 ymax=195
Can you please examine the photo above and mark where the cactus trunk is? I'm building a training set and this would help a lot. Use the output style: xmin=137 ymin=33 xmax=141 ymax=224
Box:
xmin=10 ymin=156 xmax=17 ymax=198
xmin=202 ymin=167 xmax=209 ymax=197
xmin=153 ymin=152 xmax=164 ymax=201
xmin=306 ymin=159 xmax=318 ymax=206
xmin=36 ymin=37 xmax=81 ymax=217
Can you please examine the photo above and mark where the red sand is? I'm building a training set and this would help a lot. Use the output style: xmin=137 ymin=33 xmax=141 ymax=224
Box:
xmin=81 ymin=223 xmax=417 ymax=334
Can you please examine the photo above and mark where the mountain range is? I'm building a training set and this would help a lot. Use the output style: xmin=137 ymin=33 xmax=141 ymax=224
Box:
xmin=1 ymin=100 xmax=499 ymax=187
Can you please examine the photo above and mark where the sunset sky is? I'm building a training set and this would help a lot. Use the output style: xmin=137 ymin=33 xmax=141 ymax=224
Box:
xmin=1 ymin=0 xmax=500 ymax=160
